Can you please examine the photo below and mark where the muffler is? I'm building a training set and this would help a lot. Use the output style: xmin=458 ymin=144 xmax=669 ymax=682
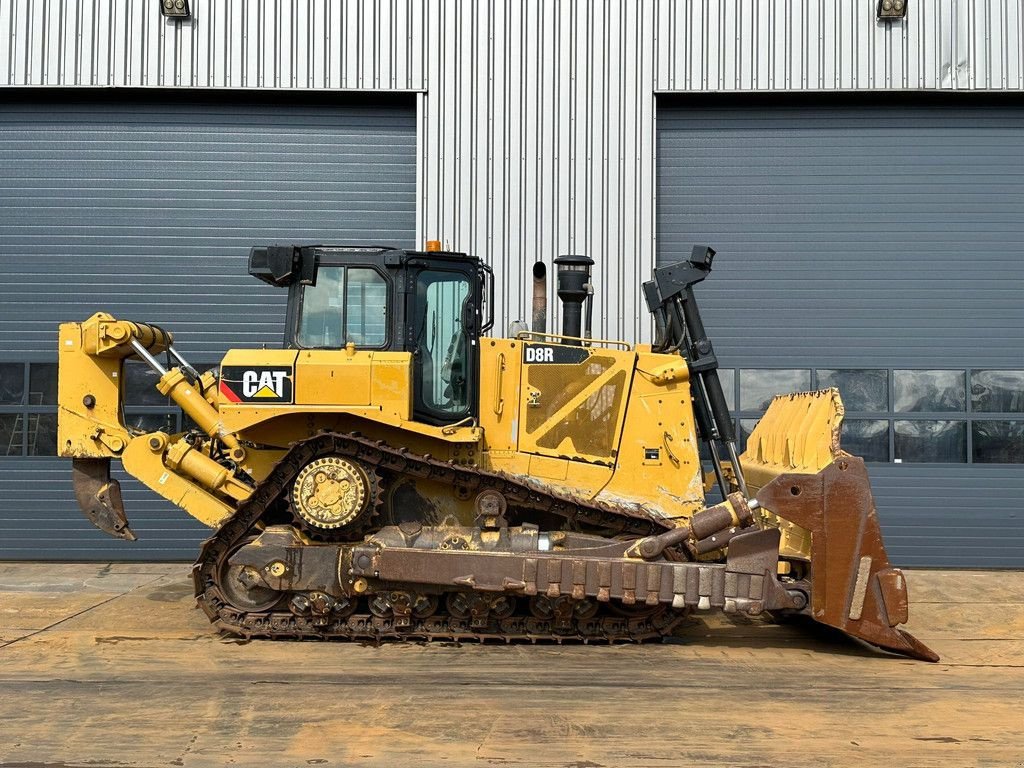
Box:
xmin=531 ymin=261 xmax=547 ymax=333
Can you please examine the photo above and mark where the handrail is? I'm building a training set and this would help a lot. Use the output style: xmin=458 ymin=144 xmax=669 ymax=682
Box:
xmin=512 ymin=331 xmax=632 ymax=351
xmin=492 ymin=352 xmax=506 ymax=415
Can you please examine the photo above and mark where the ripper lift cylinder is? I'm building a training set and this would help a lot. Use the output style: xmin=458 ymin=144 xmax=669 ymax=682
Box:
xmin=129 ymin=339 xmax=242 ymax=453
xmin=156 ymin=435 xmax=251 ymax=501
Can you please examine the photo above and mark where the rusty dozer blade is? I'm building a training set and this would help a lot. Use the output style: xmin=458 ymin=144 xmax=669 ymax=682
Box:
xmin=757 ymin=459 xmax=938 ymax=662
xmin=72 ymin=458 xmax=136 ymax=541
xmin=738 ymin=389 xmax=937 ymax=662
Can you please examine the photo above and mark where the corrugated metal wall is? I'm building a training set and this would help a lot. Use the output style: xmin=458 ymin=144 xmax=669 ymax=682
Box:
xmin=4 ymin=1 xmax=1020 ymax=339
xmin=653 ymin=0 xmax=1024 ymax=91
xmin=0 ymin=95 xmax=416 ymax=359
xmin=0 ymin=94 xmax=416 ymax=559
xmin=418 ymin=1 xmax=656 ymax=342
xmin=0 ymin=0 xmax=425 ymax=90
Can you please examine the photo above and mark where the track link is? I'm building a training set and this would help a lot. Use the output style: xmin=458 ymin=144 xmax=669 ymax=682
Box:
xmin=193 ymin=432 xmax=685 ymax=643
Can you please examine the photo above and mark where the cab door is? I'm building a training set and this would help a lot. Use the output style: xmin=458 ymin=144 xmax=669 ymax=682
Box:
xmin=407 ymin=263 xmax=482 ymax=425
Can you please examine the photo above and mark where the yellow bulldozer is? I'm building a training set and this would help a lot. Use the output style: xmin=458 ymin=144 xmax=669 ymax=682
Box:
xmin=56 ymin=243 xmax=937 ymax=661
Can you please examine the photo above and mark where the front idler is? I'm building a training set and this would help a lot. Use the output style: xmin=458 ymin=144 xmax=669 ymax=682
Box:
xmin=72 ymin=458 xmax=136 ymax=541
xmin=756 ymin=457 xmax=939 ymax=662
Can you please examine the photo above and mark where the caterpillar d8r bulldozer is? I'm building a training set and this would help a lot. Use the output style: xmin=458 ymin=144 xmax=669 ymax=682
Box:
xmin=56 ymin=244 xmax=938 ymax=661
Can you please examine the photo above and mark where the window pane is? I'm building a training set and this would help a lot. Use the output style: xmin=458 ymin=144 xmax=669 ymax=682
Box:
xmin=0 ymin=414 xmax=22 ymax=455
xmin=27 ymin=413 xmax=57 ymax=456
xmin=717 ymin=368 xmax=735 ymax=411
xmin=894 ymin=370 xmax=965 ymax=412
xmin=971 ymin=371 xmax=1024 ymax=414
xmin=416 ymin=270 xmax=471 ymax=414
xmin=894 ymin=420 xmax=966 ymax=463
xmin=297 ymin=266 xmax=344 ymax=347
xmin=345 ymin=268 xmax=388 ymax=346
xmin=740 ymin=369 xmax=811 ymax=412
xmin=739 ymin=419 xmax=759 ymax=452
xmin=28 ymin=362 xmax=58 ymax=405
xmin=0 ymin=363 xmax=24 ymax=405
xmin=124 ymin=360 xmax=171 ymax=405
xmin=125 ymin=412 xmax=177 ymax=435
xmin=841 ymin=419 xmax=890 ymax=462
xmin=972 ymin=421 xmax=1024 ymax=463
xmin=817 ymin=369 xmax=888 ymax=412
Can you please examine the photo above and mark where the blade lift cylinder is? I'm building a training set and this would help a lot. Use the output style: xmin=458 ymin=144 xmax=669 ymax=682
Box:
xmin=645 ymin=246 xmax=748 ymax=500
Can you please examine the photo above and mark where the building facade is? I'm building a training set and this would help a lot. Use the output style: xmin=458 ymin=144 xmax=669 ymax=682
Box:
xmin=1 ymin=0 xmax=1022 ymax=564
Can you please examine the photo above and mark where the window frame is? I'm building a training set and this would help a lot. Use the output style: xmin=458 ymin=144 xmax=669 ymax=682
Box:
xmin=0 ymin=362 xmax=62 ymax=457
xmin=2 ymin=357 xmax=1020 ymax=464
xmin=729 ymin=367 xmax=1024 ymax=466
xmin=0 ymin=360 xmax=221 ymax=458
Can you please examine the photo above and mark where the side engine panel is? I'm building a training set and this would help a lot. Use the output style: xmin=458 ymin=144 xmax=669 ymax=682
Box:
xmin=478 ymin=339 xmax=705 ymax=521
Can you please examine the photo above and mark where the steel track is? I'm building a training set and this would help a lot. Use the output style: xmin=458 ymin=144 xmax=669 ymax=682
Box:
xmin=192 ymin=432 xmax=686 ymax=642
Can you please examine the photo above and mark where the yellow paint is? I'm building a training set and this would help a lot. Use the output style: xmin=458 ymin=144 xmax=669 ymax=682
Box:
xmin=514 ymin=344 xmax=633 ymax=465
xmin=158 ymin=367 xmax=241 ymax=450
xmin=293 ymin=349 xmax=371 ymax=406
xmin=477 ymin=339 xmax=522 ymax=452
xmin=479 ymin=341 xmax=705 ymax=518
xmin=59 ymin=311 xmax=850 ymax=548
xmin=57 ymin=321 xmax=131 ymax=459
xmin=163 ymin=437 xmax=252 ymax=502
xmin=77 ymin=311 xmax=174 ymax=358
xmin=121 ymin=434 xmax=235 ymax=527
xmin=600 ymin=351 xmax=705 ymax=520
xmin=218 ymin=348 xmax=420 ymax=434
xmin=735 ymin=388 xmax=847 ymax=560
xmin=527 ymin=454 xmax=569 ymax=481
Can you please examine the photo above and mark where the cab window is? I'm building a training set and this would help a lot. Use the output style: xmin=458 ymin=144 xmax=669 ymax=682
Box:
xmin=296 ymin=266 xmax=388 ymax=348
xmin=413 ymin=270 xmax=471 ymax=416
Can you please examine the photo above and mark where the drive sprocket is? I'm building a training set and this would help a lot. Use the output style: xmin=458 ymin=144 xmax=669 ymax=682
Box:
xmin=290 ymin=455 xmax=381 ymax=540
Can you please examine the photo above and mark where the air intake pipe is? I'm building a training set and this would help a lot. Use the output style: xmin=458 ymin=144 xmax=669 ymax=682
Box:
xmin=554 ymin=254 xmax=594 ymax=345
xmin=531 ymin=261 xmax=547 ymax=333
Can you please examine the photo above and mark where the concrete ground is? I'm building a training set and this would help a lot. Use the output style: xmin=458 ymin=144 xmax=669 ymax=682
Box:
xmin=0 ymin=565 xmax=1021 ymax=768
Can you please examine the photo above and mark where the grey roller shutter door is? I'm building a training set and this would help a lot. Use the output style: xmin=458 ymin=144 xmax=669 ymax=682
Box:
xmin=0 ymin=94 xmax=416 ymax=561
xmin=657 ymin=101 xmax=1024 ymax=568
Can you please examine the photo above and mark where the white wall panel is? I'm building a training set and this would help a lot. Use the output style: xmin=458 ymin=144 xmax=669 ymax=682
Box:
xmin=1 ymin=0 xmax=426 ymax=90
xmin=418 ymin=1 xmax=657 ymax=342
xmin=654 ymin=0 xmax=1024 ymax=92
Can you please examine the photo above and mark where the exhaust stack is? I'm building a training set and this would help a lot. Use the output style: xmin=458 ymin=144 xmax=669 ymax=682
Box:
xmin=554 ymin=254 xmax=594 ymax=344
xmin=531 ymin=261 xmax=547 ymax=333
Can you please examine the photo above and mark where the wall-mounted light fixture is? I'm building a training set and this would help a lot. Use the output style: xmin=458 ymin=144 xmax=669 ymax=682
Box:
xmin=160 ymin=0 xmax=191 ymax=20
xmin=877 ymin=0 xmax=907 ymax=21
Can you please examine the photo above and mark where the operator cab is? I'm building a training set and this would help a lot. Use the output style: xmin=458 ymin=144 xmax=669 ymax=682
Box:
xmin=248 ymin=245 xmax=492 ymax=425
